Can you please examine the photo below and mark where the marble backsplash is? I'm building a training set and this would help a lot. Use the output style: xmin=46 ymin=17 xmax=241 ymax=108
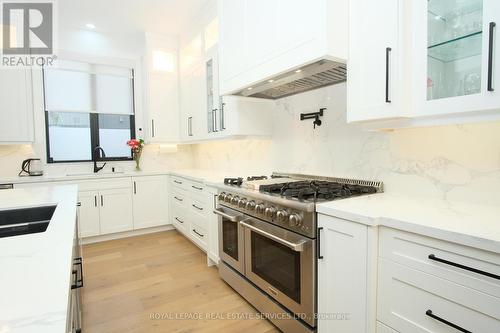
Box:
xmin=192 ymin=83 xmax=500 ymax=205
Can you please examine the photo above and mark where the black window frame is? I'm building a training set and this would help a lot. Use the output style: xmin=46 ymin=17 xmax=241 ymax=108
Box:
xmin=42 ymin=66 xmax=136 ymax=164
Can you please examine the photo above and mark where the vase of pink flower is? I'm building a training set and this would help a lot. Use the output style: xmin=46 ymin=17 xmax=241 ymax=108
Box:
xmin=127 ymin=139 xmax=145 ymax=171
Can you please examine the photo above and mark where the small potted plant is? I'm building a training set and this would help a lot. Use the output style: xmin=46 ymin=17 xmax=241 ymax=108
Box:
xmin=127 ymin=138 xmax=145 ymax=171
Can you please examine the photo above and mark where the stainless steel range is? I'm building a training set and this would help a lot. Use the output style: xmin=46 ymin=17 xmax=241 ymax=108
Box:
xmin=214 ymin=173 xmax=383 ymax=333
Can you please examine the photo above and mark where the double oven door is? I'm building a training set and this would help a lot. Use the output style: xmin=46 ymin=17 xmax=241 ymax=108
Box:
xmin=215 ymin=205 xmax=316 ymax=327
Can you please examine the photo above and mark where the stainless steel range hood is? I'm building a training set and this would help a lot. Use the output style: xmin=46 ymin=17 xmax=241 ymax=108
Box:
xmin=234 ymin=59 xmax=346 ymax=100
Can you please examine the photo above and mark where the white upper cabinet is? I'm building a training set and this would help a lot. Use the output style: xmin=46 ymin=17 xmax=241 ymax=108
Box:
xmin=411 ymin=0 xmax=500 ymax=120
xmin=218 ymin=0 xmax=348 ymax=95
xmin=347 ymin=0 xmax=406 ymax=123
xmin=144 ymin=33 xmax=180 ymax=143
xmin=0 ymin=67 xmax=34 ymax=143
xmin=348 ymin=0 xmax=500 ymax=127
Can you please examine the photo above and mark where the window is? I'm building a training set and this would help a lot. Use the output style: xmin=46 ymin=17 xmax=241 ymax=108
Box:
xmin=43 ymin=60 xmax=136 ymax=163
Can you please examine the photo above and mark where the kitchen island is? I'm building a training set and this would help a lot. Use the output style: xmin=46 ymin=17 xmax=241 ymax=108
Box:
xmin=0 ymin=185 xmax=79 ymax=333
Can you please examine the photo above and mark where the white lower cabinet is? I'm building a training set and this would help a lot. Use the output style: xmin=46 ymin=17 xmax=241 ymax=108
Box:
xmin=78 ymin=190 xmax=100 ymax=237
xmin=132 ymin=175 xmax=169 ymax=229
xmin=317 ymin=214 xmax=371 ymax=333
xmin=168 ymin=176 xmax=218 ymax=258
xmin=377 ymin=322 xmax=398 ymax=333
xmin=98 ymin=188 xmax=133 ymax=234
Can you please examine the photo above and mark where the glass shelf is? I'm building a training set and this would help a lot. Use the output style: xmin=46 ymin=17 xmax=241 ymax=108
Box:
xmin=428 ymin=30 xmax=483 ymax=62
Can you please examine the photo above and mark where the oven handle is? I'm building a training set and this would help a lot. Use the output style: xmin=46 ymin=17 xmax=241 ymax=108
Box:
xmin=240 ymin=220 xmax=307 ymax=252
xmin=213 ymin=208 xmax=241 ymax=222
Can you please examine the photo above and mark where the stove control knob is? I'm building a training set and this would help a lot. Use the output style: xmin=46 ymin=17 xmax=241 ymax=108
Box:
xmin=246 ymin=200 xmax=256 ymax=211
xmin=231 ymin=196 xmax=240 ymax=205
xmin=276 ymin=210 xmax=289 ymax=222
xmin=289 ymin=214 xmax=302 ymax=227
xmin=224 ymin=194 xmax=232 ymax=203
xmin=218 ymin=192 xmax=226 ymax=201
xmin=255 ymin=203 xmax=265 ymax=214
xmin=265 ymin=206 xmax=277 ymax=218
xmin=238 ymin=198 xmax=248 ymax=208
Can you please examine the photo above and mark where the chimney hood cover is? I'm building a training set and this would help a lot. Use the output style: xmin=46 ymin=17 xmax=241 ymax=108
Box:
xmin=235 ymin=59 xmax=346 ymax=100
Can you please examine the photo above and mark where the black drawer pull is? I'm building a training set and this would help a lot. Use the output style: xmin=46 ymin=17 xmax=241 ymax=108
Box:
xmin=192 ymin=204 xmax=203 ymax=211
xmin=426 ymin=310 xmax=471 ymax=333
xmin=173 ymin=180 xmax=182 ymax=185
xmin=193 ymin=229 xmax=204 ymax=238
xmin=428 ymin=254 xmax=500 ymax=280
xmin=174 ymin=196 xmax=183 ymax=202
xmin=317 ymin=227 xmax=324 ymax=259
xmin=174 ymin=217 xmax=184 ymax=224
xmin=71 ymin=257 xmax=84 ymax=289
xmin=488 ymin=22 xmax=496 ymax=92
xmin=192 ymin=185 xmax=203 ymax=191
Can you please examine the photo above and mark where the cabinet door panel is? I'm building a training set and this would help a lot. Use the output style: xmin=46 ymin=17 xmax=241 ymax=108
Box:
xmin=99 ymin=188 xmax=133 ymax=234
xmin=78 ymin=191 xmax=100 ymax=237
xmin=0 ymin=68 xmax=34 ymax=142
xmin=317 ymin=215 xmax=368 ymax=333
xmin=132 ymin=176 xmax=169 ymax=229
xmin=347 ymin=0 xmax=402 ymax=122
xmin=218 ymin=0 xmax=247 ymax=84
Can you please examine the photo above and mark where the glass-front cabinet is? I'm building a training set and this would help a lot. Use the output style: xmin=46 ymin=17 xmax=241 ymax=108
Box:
xmin=412 ymin=0 xmax=499 ymax=117
xmin=205 ymin=49 xmax=225 ymax=136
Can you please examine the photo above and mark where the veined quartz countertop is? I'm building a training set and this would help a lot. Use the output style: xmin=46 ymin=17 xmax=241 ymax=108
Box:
xmin=316 ymin=193 xmax=500 ymax=254
xmin=0 ymin=185 xmax=79 ymax=333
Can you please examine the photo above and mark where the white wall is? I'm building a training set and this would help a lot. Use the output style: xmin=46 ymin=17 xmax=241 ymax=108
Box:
xmin=192 ymin=83 xmax=500 ymax=205
xmin=0 ymin=27 xmax=195 ymax=179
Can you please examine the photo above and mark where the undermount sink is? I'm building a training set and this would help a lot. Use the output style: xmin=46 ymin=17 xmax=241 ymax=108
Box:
xmin=0 ymin=205 xmax=57 ymax=238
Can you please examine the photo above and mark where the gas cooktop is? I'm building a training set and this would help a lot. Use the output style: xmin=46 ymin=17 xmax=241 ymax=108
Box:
xmin=223 ymin=173 xmax=381 ymax=203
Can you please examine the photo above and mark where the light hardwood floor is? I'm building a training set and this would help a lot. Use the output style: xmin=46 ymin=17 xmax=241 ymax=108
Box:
xmin=82 ymin=230 xmax=279 ymax=333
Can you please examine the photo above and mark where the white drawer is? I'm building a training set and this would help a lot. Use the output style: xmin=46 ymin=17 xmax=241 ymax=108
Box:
xmin=379 ymin=227 xmax=500 ymax=298
xmin=171 ymin=201 xmax=188 ymax=234
xmin=189 ymin=197 xmax=207 ymax=216
xmin=170 ymin=176 xmax=187 ymax=191
xmin=377 ymin=322 xmax=398 ymax=333
xmin=190 ymin=223 xmax=207 ymax=249
xmin=170 ymin=189 xmax=187 ymax=208
xmin=378 ymin=258 xmax=500 ymax=333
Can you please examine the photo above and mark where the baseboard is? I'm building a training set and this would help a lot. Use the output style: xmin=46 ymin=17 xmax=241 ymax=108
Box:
xmin=82 ymin=225 xmax=175 ymax=244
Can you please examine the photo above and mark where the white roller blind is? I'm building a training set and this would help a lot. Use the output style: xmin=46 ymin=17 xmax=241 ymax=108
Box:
xmin=44 ymin=59 xmax=134 ymax=115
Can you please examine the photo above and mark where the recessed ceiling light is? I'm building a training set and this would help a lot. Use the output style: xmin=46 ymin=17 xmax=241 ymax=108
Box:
xmin=247 ymin=87 xmax=253 ymax=90
xmin=295 ymin=69 xmax=302 ymax=73
xmin=268 ymin=79 xmax=274 ymax=83
xmin=86 ymin=23 xmax=96 ymax=30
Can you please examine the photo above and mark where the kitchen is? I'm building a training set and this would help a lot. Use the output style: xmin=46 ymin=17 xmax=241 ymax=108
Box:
xmin=1 ymin=0 xmax=499 ymax=332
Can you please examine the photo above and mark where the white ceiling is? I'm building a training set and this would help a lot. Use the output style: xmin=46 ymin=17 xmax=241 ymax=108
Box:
xmin=58 ymin=0 xmax=209 ymax=36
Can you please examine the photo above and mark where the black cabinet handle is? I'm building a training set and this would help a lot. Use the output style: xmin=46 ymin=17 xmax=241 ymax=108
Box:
xmin=221 ymin=102 xmax=226 ymax=130
xmin=173 ymin=180 xmax=183 ymax=185
xmin=174 ymin=196 xmax=183 ymax=202
xmin=77 ymin=202 xmax=81 ymax=207
xmin=192 ymin=204 xmax=203 ymax=211
xmin=193 ymin=229 xmax=204 ymax=238
xmin=94 ymin=195 xmax=97 ymax=207
xmin=488 ymin=22 xmax=496 ymax=92
xmin=428 ymin=254 xmax=500 ymax=280
xmin=425 ymin=310 xmax=471 ymax=333
xmin=100 ymin=195 xmax=103 ymax=207
xmin=151 ymin=119 xmax=155 ymax=138
xmin=192 ymin=185 xmax=203 ymax=191
xmin=317 ymin=227 xmax=324 ymax=259
xmin=71 ymin=257 xmax=84 ymax=289
xmin=133 ymin=181 xmax=137 ymax=194
xmin=385 ymin=47 xmax=392 ymax=103
xmin=174 ymin=217 xmax=184 ymax=224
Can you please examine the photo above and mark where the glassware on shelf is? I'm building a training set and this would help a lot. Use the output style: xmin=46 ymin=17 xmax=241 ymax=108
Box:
xmin=426 ymin=0 xmax=484 ymax=101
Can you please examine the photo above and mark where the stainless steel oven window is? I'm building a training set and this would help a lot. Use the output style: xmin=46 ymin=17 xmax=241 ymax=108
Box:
xmin=251 ymin=232 xmax=301 ymax=303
